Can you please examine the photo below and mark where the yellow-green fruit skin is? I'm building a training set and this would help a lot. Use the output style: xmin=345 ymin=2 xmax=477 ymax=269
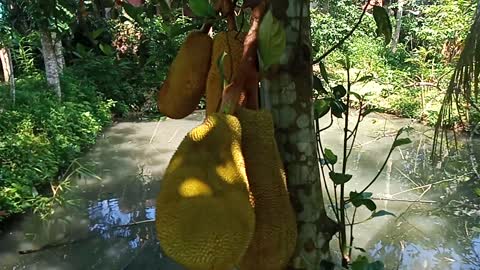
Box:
xmin=157 ymin=32 xmax=212 ymax=119
xmin=155 ymin=113 xmax=255 ymax=270
xmin=206 ymin=31 xmax=246 ymax=115
xmin=237 ymin=108 xmax=297 ymax=270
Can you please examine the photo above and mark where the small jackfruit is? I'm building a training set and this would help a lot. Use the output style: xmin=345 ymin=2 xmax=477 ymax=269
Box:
xmin=157 ymin=31 xmax=213 ymax=119
xmin=206 ymin=31 xmax=246 ymax=115
xmin=156 ymin=113 xmax=255 ymax=270
xmin=236 ymin=108 xmax=297 ymax=270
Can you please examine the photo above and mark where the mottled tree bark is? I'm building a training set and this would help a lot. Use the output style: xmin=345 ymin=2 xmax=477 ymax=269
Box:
xmin=40 ymin=29 xmax=62 ymax=99
xmin=52 ymin=32 xmax=65 ymax=72
xmin=262 ymin=0 xmax=337 ymax=269
xmin=391 ymin=0 xmax=404 ymax=52
xmin=1 ymin=47 xmax=15 ymax=104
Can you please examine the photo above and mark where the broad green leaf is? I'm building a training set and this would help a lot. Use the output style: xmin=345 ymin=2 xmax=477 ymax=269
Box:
xmin=332 ymin=85 xmax=347 ymax=99
xmin=350 ymin=191 xmax=373 ymax=200
xmin=373 ymin=6 xmax=392 ymax=45
xmin=393 ymin=138 xmax=412 ymax=148
xmin=324 ymin=148 xmax=337 ymax=165
xmin=351 ymin=193 xmax=377 ymax=211
xmin=123 ymin=3 xmax=144 ymax=23
xmin=259 ymin=10 xmax=286 ymax=70
xmin=91 ymin=28 xmax=105 ymax=40
xmin=331 ymin=100 xmax=346 ymax=118
xmin=350 ymin=91 xmax=362 ymax=100
xmin=188 ymin=0 xmax=216 ymax=18
xmin=99 ymin=43 xmax=115 ymax=56
xmin=313 ymin=75 xmax=328 ymax=95
xmin=472 ymin=227 xmax=480 ymax=233
xmin=319 ymin=61 xmax=329 ymax=84
xmin=329 ymin=172 xmax=352 ymax=185
xmin=314 ymin=99 xmax=331 ymax=119
xmin=371 ymin=210 xmax=396 ymax=218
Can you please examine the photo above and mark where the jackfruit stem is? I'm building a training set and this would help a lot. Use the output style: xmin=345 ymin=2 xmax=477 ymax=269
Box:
xmin=222 ymin=0 xmax=237 ymax=31
xmin=219 ymin=0 xmax=267 ymax=114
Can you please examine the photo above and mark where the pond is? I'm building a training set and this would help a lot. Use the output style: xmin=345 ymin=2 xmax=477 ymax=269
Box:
xmin=0 ymin=111 xmax=478 ymax=270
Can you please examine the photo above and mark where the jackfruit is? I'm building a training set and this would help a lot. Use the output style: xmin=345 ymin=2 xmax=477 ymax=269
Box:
xmin=206 ymin=31 xmax=246 ymax=115
xmin=156 ymin=113 xmax=255 ymax=270
xmin=157 ymin=31 xmax=213 ymax=119
xmin=236 ymin=108 xmax=297 ymax=270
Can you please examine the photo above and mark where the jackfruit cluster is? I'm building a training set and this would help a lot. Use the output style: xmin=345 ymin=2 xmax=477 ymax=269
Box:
xmin=237 ymin=108 xmax=297 ymax=270
xmin=155 ymin=113 xmax=255 ymax=270
xmin=157 ymin=31 xmax=213 ymax=119
xmin=206 ymin=31 xmax=246 ymax=115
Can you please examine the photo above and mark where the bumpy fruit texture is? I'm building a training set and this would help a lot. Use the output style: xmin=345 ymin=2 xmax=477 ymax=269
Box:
xmin=236 ymin=108 xmax=297 ymax=270
xmin=157 ymin=31 xmax=212 ymax=119
xmin=206 ymin=31 xmax=246 ymax=115
xmin=156 ymin=113 xmax=255 ymax=270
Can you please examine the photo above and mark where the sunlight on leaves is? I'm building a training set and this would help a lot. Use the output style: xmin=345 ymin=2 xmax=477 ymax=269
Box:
xmin=259 ymin=10 xmax=286 ymax=71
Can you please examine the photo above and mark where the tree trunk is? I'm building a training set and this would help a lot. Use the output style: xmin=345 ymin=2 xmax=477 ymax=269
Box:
xmin=391 ymin=0 xmax=404 ymax=52
xmin=262 ymin=0 xmax=337 ymax=269
xmin=0 ymin=47 xmax=16 ymax=104
xmin=40 ymin=29 xmax=62 ymax=99
xmin=52 ymin=32 xmax=65 ymax=72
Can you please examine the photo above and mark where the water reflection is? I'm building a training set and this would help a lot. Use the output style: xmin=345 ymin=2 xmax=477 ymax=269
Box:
xmin=0 ymin=112 xmax=478 ymax=270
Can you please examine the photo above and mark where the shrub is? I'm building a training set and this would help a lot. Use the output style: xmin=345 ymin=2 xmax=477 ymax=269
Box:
xmin=0 ymin=73 xmax=113 ymax=220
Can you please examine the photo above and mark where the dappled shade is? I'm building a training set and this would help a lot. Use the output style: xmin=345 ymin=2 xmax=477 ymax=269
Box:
xmin=237 ymin=108 xmax=297 ymax=270
xmin=157 ymin=31 xmax=212 ymax=119
xmin=155 ymin=113 xmax=255 ymax=270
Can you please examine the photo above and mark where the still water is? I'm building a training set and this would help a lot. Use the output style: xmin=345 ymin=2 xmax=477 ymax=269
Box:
xmin=0 ymin=111 xmax=478 ymax=269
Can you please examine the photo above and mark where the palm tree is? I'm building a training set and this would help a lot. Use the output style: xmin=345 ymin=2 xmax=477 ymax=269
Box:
xmin=432 ymin=1 xmax=480 ymax=158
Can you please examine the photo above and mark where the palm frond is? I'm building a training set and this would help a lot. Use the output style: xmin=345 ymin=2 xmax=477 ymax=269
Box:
xmin=432 ymin=2 xmax=480 ymax=160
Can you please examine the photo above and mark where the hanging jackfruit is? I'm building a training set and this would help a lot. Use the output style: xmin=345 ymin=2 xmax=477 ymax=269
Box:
xmin=236 ymin=108 xmax=297 ymax=270
xmin=155 ymin=113 xmax=255 ymax=270
xmin=157 ymin=31 xmax=213 ymax=119
xmin=206 ymin=31 xmax=246 ymax=115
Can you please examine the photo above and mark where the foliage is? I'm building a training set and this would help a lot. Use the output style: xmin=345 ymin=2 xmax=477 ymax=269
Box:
xmin=0 ymin=73 xmax=113 ymax=221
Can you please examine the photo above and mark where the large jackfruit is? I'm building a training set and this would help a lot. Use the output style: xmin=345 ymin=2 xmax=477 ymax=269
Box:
xmin=206 ymin=31 xmax=246 ymax=115
xmin=157 ymin=31 xmax=213 ymax=119
xmin=236 ymin=108 xmax=297 ymax=270
xmin=155 ymin=113 xmax=255 ymax=270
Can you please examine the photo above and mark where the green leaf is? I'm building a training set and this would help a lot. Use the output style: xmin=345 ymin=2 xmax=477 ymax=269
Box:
xmin=474 ymin=188 xmax=480 ymax=197
xmin=329 ymin=172 xmax=352 ymax=185
xmin=350 ymin=192 xmax=377 ymax=211
xmin=331 ymin=100 xmax=347 ymax=118
xmin=259 ymin=10 xmax=286 ymax=70
xmin=91 ymin=28 xmax=105 ymax=40
xmin=314 ymin=99 xmax=331 ymax=119
xmin=372 ymin=6 xmax=392 ymax=45
xmin=393 ymin=138 xmax=412 ymax=148
xmin=313 ymin=75 xmax=328 ymax=95
xmin=357 ymin=75 xmax=374 ymax=83
xmin=372 ymin=210 xmax=396 ymax=218
xmin=188 ymin=0 xmax=216 ymax=18
xmin=324 ymin=148 xmax=337 ymax=165
xmin=362 ymin=107 xmax=382 ymax=117
xmin=350 ymin=91 xmax=362 ymax=100
xmin=350 ymin=191 xmax=373 ymax=200
xmin=472 ymin=227 xmax=480 ymax=233
xmin=354 ymin=246 xmax=367 ymax=253
xmin=319 ymin=61 xmax=329 ymax=84
xmin=332 ymin=85 xmax=347 ymax=99
xmin=123 ymin=3 xmax=144 ymax=23
xmin=99 ymin=43 xmax=115 ymax=56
